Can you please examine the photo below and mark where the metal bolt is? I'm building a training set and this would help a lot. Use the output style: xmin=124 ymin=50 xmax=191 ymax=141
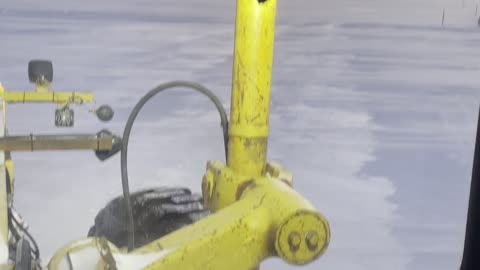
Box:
xmin=288 ymin=232 xmax=301 ymax=252
xmin=305 ymin=231 xmax=319 ymax=251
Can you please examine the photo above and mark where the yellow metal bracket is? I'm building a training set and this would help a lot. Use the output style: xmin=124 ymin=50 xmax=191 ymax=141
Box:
xmin=201 ymin=160 xmax=330 ymax=265
xmin=0 ymin=91 xmax=94 ymax=105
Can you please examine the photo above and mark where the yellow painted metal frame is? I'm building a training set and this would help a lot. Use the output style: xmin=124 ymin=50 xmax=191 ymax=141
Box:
xmin=0 ymin=79 xmax=97 ymax=268
xmin=0 ymin=83 xmax=96 ymax=200
xmin=0 ymin=92 xmax=94 ymax=105
xmin=2 ymin=0 xmax=331 ymax=269
xmin=110 ymin=0 xmax=330 ymax=269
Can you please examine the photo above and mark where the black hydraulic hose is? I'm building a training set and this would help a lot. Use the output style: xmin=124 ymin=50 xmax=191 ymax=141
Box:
xmin=121 ymin=81 xmax=229 ymax=251
xmin=7 ymin=212 xmax=20 ymax=241
xmin=8 ymin=208 xmax=40 ymax=259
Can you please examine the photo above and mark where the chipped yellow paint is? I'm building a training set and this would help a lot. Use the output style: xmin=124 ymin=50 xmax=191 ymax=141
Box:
xmin=228 ymin=0 xmax=277 ymax=177
xmin=137 ymin=166 xmax=329 ymax=269
xmin=0 ymin=91 xmax=94 ymax=105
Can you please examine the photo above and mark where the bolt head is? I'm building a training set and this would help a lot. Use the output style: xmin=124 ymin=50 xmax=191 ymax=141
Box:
xmin=288 ymin=232 xmax=301 ymax=252
xmin=306 ymin=231 xmax=320 ymax=251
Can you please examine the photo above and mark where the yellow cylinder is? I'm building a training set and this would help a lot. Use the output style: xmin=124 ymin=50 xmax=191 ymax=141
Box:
xmin=228 ymin=0 xmax=277 ymax=177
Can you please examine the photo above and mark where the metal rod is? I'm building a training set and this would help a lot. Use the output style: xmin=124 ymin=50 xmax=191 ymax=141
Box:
xmin=0 ymin=92 xmax=94 ymax=104
xmin=228 ymin=0 xmax=277 ymax=177
xmin=0 ymin=134 xmax=113 ymax=151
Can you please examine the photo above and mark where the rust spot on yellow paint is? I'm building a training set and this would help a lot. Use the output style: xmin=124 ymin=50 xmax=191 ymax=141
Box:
xmin=244 ymin=139 xmax=252 ymax=148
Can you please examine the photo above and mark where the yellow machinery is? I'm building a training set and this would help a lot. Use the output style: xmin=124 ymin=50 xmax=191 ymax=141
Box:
xmin=0 ymin=0 xmax=330 ymax=269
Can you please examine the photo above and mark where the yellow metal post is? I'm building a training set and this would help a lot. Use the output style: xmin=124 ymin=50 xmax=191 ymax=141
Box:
xmin=228 ymin=0 xmax=276 ymax=177
xmin=0 ymin=85 xmax=8 ymax=265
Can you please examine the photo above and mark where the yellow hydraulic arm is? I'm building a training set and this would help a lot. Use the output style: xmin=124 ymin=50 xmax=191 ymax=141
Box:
xmin=47 ymin=0 xmax=330 ymax=269
xmin=105 ymin=0 xmax=329 ymax=268
xmin=132 ymin=0 xmax=330 ymax=268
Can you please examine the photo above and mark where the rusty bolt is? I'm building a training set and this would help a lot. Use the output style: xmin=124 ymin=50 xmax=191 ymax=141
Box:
xmin=288 ymin=232 xmax=301 ymax=252
xmin=305 ymin=231 xmax=319 ymax=251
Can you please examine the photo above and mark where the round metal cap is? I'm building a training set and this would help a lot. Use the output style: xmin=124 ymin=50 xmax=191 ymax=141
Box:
xmin=275 ymin=210 xmax=330 ymax=265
